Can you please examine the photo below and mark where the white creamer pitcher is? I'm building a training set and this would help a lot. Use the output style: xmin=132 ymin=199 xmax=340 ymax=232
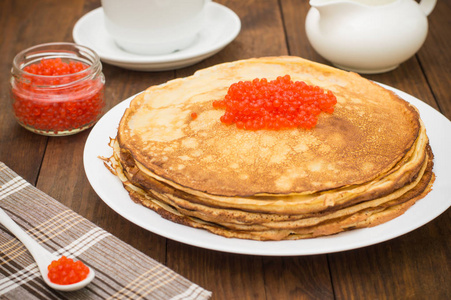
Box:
xmin=305 ymin=0 xmax=436 ymax=73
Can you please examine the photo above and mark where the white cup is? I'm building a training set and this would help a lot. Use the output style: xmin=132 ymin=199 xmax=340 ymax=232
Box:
xmin=101 ymin=0 xmax=210 ymax=55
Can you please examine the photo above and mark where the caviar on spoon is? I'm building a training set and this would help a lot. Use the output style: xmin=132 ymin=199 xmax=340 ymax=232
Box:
xmin=0 ymin=207 xmax=95 ymax=291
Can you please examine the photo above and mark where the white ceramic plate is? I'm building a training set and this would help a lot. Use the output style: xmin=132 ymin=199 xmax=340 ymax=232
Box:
xmin=83 ymin=84 xmax=451 ymax=256
xmin=72 ymin=3 xmax=241 ymax=71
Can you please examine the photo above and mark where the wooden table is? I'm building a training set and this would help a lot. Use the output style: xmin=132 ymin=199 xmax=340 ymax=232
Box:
xmin=1 ymin=0 xmax=450 ymax=299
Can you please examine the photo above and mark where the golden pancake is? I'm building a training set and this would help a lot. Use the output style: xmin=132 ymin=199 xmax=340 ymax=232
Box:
xmin=114 ymin=118 xmax=427 ymax=215
xmin=117 ymin=56 xmax=420 ymax=197
xmin=107 ymin=142 xmax=433 ymax=238
xmin=105 ymin=56 xmax=434 ymax=241
xmin=115 ymin=148 xmax=433 ymax=240
xmin=107 ymin=142 xmax=433 ymax=239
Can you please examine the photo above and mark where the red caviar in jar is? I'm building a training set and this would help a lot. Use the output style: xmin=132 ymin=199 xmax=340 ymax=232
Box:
xmin=47 ymin=256 xmax=89 ymax=285
xmin=212 ymin=75 xmax=337 ymax=130
xmin=10 ymin=43 xmax=105 ymax=136
xmin=22 ymin=58 xmax=88 ymax=76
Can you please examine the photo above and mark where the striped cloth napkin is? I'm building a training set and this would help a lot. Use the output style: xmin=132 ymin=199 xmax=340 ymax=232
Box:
xmin=0 ymin=162 xmax=212 ymax=299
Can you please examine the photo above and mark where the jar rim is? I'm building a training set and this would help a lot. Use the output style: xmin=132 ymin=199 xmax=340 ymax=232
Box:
xmin=11 ymin=42 xmax=102 ymax=85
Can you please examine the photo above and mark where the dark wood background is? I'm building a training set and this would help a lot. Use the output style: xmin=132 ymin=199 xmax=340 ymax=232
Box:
xmin=1 ymin=0 xmax=450 ymax=299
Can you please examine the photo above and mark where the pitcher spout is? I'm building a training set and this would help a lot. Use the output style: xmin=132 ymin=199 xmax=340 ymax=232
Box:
xmin=311 ymin=0 xmax=397 ymax=7
xmin=310 ymin=0 xmax=399 ymax=16
xmin=309 ymin=0 xmax=362 ymax=18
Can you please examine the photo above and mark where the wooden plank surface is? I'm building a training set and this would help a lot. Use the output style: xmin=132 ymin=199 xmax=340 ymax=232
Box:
xmin=0 ymin=0 xmax=449 ymax=299
xmin=280 ymin=2 xmax=450 ymax=299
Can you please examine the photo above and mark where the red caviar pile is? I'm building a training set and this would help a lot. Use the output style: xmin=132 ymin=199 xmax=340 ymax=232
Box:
xmin=212 ymin=75 xmax=337 ymax=130
xmin=11 ymin=58 xmax=104 ymax=134
xmin=23 ymin=58 xmax=88 ymax=76
xmin=47 ymin=256 xmax=89 ymax=285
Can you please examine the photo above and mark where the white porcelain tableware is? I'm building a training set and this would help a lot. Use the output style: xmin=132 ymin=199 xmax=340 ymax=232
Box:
xmin=305 ymin=0 xmax=437 ymax=74
xmin=101 ymin=0 xmax=210 ymax=55
xmin=83 ymin=85 xmax=451 ymax=256
xmin=0 ymin=208 xmax=95 ymax=291
xmin=72 ymin=3 xmax=241 ymax=71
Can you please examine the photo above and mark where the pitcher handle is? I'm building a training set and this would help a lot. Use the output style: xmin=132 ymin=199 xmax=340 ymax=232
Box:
xmin=419 ymin=0 xmax=437 ymax=16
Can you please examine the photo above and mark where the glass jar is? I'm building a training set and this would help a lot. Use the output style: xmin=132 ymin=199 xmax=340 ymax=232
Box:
xmin=10 ymin=42 xmax=105 ymax=136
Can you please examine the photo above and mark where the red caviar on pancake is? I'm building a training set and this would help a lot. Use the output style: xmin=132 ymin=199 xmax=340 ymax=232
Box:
xmin=213 ymin=75 xmax=337 ymax=130
xmin=47 ymin=256 xmax=89 ymax=285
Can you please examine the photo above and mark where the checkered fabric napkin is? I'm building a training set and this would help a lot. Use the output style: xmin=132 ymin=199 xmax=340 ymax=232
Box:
xmin=0 ymin=162 xmax=212 ymax=299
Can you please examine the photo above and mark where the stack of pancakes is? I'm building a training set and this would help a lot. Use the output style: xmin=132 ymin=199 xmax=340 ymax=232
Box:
xmin=106 ymin=56 xmax=434 ymax=241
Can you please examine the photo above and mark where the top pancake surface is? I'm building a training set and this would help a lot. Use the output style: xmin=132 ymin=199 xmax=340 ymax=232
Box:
xmin=118 ymin=56 xmax=420 ymax=196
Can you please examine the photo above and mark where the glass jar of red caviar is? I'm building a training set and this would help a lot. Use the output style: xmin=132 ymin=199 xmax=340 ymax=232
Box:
xmin=10 ymin=43 xmax=105 ymax=136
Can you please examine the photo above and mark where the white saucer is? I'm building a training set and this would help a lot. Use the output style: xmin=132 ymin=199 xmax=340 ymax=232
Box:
xmin=72 ymin=3 xmax=241 ymax=71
